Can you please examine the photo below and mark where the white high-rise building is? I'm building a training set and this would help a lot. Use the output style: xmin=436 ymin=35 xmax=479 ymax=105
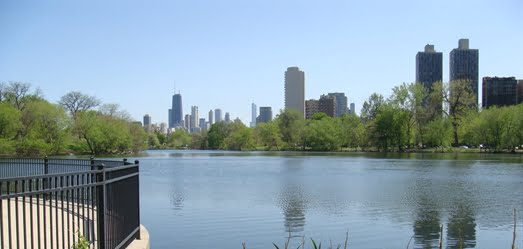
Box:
xmin=208 ymin=109 xmax=214 ymax=125
xmin=190 ymin=106 xmax=199 ymax=132
xmin=284 ymin=67 xmax=305 ymax=118
xmin=250 ymin=103 xmax=257 ymax=128
xmin=215 ymin=108 xmax=223 ymax=123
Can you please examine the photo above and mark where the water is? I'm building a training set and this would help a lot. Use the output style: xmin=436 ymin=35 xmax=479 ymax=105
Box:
xmin=132 ymin=150 xmax=523 ymax=249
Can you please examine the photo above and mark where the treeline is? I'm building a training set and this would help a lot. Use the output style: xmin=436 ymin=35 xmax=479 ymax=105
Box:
xmin=0 ymin=81 xmax=147 ymax=156
xmin=151 ymin=80 xmax=523 ymax=152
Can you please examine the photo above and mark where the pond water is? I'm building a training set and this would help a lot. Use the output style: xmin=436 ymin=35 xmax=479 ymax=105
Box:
xmin=132 ymin=150 xmax=523 ymax=249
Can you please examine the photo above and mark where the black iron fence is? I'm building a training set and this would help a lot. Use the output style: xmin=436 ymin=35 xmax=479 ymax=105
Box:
xmin=0 ymin=157 xmax=140 ymax=249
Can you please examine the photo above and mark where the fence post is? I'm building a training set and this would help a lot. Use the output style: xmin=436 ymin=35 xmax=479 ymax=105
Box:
xmin=43 ymin=156 xmax=49 ymax=199
xmin=90 ymin=156 xmax=95 ymax=171
xmin=96 ymin=164 xmax=106 ymax=249
xmin=135 ymin=160 xmax=141 ymax=240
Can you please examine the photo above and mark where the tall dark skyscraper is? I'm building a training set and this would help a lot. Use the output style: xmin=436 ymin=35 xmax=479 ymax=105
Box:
xmin=450 ymin=39 xmax=479 ymax=105
xmin=518 ymin=80 xmax=523 ymax=104
xmin=170 ymin=93 xmax=183 ymax=128
xmin=258 ymin=107 xmax=273 ymax=123
xmin=416 ymin=44 xmax=443 ymax=90
xmin=482 ymin=77 xmax=517 ymax=108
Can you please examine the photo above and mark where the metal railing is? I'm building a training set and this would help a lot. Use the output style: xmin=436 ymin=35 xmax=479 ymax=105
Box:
xmin=0 ymin=157 xmax=141 ymax=249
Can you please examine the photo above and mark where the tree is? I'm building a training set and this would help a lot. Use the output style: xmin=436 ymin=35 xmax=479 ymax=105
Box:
xmin=275 ymin=109 xmax=305 ymax=148
xmin=254 ymin=122 xmax=282 ymax=150
xmin=98 ymin=103 xmax=131 ymax=120
xmin=168 ymin=129 xmax=191 ymax=148
xmin=2 ymin=81 xmax=42 ymax=111
xmin=432 ymin=80 xmax=477 ymax=146
xmin=361 ymin=93 xmax=384 ymax=124
xmin=303 ymin=116 xmax=341 ymax=151
xmin=370 ymin=104 xmax=409 ymax=152
xmin=223 ymin=123 xmax=254 ymax=151
xmin=339 ymin=114 xmax=364 ymax=150
xmin=207 ymin=122 xmax=230 ymax=149
xmin=59 ymin=91 xmax=100 ymax=118
xmin=0 ymin=103 xmax=21 ymax=139
xmin=425 ymin=118 xmax=452 ymax=151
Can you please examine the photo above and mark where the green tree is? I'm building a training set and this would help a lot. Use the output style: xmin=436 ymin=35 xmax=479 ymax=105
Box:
xmin=339 ymin=114 xmax=364 ymax=150
xmin=207 ymin=122 xmax=230 ymax=149
xmin=190 ymin=132 xmax=209 ymax=150
xmin=303 ymin=115 xmax=341 ymax=151
xmin=370 ymin=104 xmax=409 ymax=151
xmin=275 ymin=109 xmax=305 ymax=149
xmin=254 ymin=122 xmax=282 ymax=150
xmin=432 ymin=80 xmax=477 ymax=146
xmin=168 ymin=129 xmax=191 ymax=148
xmin=425 ymin=118 xmax=452 ymax=151
xmin=223 ymin=123 xmax=254 ymax=150
xmin=0 ymin=103 xmax=21 ymax=139
xmin=361 ymin=93 xmax=384 ymax=123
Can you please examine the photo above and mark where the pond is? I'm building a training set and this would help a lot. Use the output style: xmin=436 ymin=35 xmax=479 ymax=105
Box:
xmin=133 ymin=150 xmax=523 ymax=249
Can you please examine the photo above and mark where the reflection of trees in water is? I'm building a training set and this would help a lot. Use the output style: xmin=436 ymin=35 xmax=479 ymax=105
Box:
xmin=278 ymin=185 xmax=307 ymax=233
xmin=413 ymin=196 xmax=441 ymax=249
xmin=446 ymin=203 xmax=476 ymax=249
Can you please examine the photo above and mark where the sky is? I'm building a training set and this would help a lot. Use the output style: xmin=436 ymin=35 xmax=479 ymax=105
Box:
xmin=1 ymin=0 xmax=522 ymax=125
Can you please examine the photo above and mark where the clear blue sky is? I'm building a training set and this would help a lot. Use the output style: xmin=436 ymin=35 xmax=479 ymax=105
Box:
xmin=1 ymin=0 xmax=522 ymax=125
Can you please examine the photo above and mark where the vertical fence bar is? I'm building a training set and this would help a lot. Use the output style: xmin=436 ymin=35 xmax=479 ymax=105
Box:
xmin=0 ymin=182 xmax=4 ymax=249
xmin=96 ymin=164 xmax=105 ymax=249
xmin=135 ymin=160 xmax=141 ymax=240
xmin=22 ymin=180 xmax=27 ymax=249
xmin=49 ymin=177 xmax=53 ymax=249
xmin=14 ymin=180 xmax=19 ymax=249
xmin=66 ymin=175 xmax=70 ymax=249
xmin=61 ymin=176 xmax=65 ymax=249
xmin=36 ymin=179 xmax=41 ymax=249
xmin=7 ymin=181 xmax=12 ymax=249
xmin=29 ymin=179 xmax=33 ymax=249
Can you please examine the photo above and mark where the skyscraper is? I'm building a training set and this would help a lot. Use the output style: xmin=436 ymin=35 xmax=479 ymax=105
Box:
xmin=190 ymin=106 xmax=199 ymax=132
xmin=450 ymin=39 xmax=479 ymax=106
xmin=327 ymin=92 xmax=348 ymax=117
xmin=416 ymin=44 xmax=443 ymax=90
xmin=319 ymin=94 xmax=336 ymax=117
xmin=184 ymin=114 xmax=190 ymax=130
xmin=208 ymin=109 xmax=214 ymax=125
xmin=284 ymin=67 xmax=305 ymax=118
xmin=258 ymin=107 xmax=273 ymax=123
xmin=250 ymin=103 xmax=257 ymax=128
xmin=349 ymin=103 xmax=356 ymax=115
xmin=215 ymin=108 xmax=223 ymax=123
xmin=482 ymin=77 xmax=517 ymax=108
xmin=305 ymin=99 xmax=319 ymax=119
xmin=143 ymin=114 xmax=151 ymax=131
xmin=518 ymin=80 xmax=523 ymax=104
xmin=168 ymin=109 xmax=172 ymax=128
xmin=224 ymin=112 xmax=231 ymax=123
xmin=199 ymin=118 xmax=207 ymax=131
xmin=170 ymin=93 xmax=183 ymax=128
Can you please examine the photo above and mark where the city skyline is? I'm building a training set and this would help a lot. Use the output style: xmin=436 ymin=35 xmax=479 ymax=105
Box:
xmin=1 ymin=1 xmax=522 ymax=125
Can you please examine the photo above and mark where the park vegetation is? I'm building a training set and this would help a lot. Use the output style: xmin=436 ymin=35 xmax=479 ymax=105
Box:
xmin=150 ymin=80 xmax=523 ymax=153
xmin=2 ymin=80 xmax=523 ymax=156
xmin=0 ymin=81 xmax=147 ymax=156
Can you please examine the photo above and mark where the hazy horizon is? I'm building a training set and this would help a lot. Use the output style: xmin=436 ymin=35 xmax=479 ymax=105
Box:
xmin=1 ymin=0 xmax=522 ymax=125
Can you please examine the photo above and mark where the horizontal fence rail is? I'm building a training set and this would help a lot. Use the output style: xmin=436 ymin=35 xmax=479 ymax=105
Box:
xmin=0 ymin=157 xmax=140 ymax=249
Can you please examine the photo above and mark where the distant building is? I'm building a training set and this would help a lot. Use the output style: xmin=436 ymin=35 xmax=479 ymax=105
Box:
xmin=190 ymin=106 xmax=199 ymax=131
xmin=170 ymin=93 xmax=183 ymax=128
xmin=208 ymin=110 xmax=214 ymax=126
xmin=349 ymin=103 xmax=356 ymax=115
xmin=319 ymin=94 xmax=336 ymax=117
xmin=450 ymin=39 xmax=479 ymax=106
xmin=224 ymin=112 xmax=231 ymax=123
xmin=284 ymin=67 xmax=305 ymax=118
xmin=199 ymin=118 xmax=207 ymax=131
xmin=518 ymin=80 xmax=523 ymax=104
xmin=250 ymin=103 xmax=257 ymax=128
xmin=215 ymin=108 xmax=223 ymax=123
xmin=159 ymin=123 xmax=167 ymax=134
xmin=482 ymin=77 xmax=518 ymax=108
xmin=305 ymin=99 xmax=319 ymax=119
xmin=143 ymin=114 xmax=151 ymax=127
xmin=327 ymin=92 xmax=348 ymax=117
xmin=184 ymin=114 xmax=190 ymax=130
xmin=416 ymin=44 xmax=443 ymax=91
xmin=168 ymin=109 xmax=172 ymax=128
xmin=258 ymin=107 xmax=273 ymax=123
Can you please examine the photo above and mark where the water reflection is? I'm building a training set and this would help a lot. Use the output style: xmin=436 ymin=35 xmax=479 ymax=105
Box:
xmin=446 ymin=203 xmax=476 ymax=249
xmin=278 ymin=158 xmax=307 ymax=233
xmin=413 ymin=196 xmax=441 ymax=248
